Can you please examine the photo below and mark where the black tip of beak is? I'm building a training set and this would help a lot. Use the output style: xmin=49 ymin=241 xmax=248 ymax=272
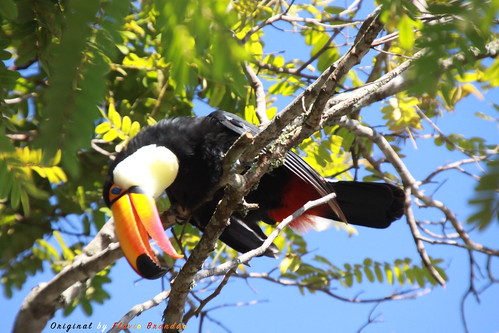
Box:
xmin=136 ymin=254 xmax=168 ymax=279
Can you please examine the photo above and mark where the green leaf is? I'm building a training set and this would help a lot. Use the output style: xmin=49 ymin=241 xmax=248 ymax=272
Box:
xmin=364 ymin=264 xmax=375 ymax=283
xmin=398 ymin=14 xmax=415 ymax=50
xmin=412 ymin=265 xmax=426 ymax=287
xmin=208 ymin=84 xmax=226 ymax=108
xmin=384 ymin=263 xmax=394 ymax=285
xmin=280 ymin=254 xmax=301 ymax=274
xmin=10 ymin=181 xmax=21 ymax=210
xmin=344 ymin=271 xmax=353 ymax=287
xmin=0 ymin=125 xmax=15 ymax=153
xmin=103 ymin=128 xmax=119 ymax=142
xmin=280 ymin=256 xmax=293 ymax=274
xmin=394 ymin=264 xmax=405 ymax=285
xmin=354 ymin=265 xmax=363 ymax=284
xmin=374 ymin=262 xmax=384 ymax=283
xmin=404 ymin=259 xmax=415 ymax=284
xmin=343 ymin=263 xmax=353 ymax=287
xmin=20 ymin=189 xmax=30 ymax=216
xmin=0 ymin=165 xmax=14 ymax=199
xmin=0 ymin=0 xmax=18 ymax=20
xmin=80 ymin=298 xmax=93 ymax=316
xmin=324 ymin=6 xmax=345 ymax=15
xmin=95 ymin=122 xmax=111 ymax=134
xmin=63 ymin=298 xmax=78 ymax=316
xmin=468 ymin=157 xmax=499 ymax=230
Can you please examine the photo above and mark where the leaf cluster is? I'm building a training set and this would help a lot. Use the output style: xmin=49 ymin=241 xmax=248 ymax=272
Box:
xmin=281 ymin=254 xmax=447 ymax=292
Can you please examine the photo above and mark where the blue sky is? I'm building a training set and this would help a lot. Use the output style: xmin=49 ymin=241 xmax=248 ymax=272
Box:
xmin=3 ymin=1 xmax=499 ymax=332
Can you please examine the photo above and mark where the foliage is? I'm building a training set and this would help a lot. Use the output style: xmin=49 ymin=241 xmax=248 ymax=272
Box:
xmin=280 ymin=254 xmax=448 ymax=290
xmin=468 ymin=156 xmax=499 ymax=230
xmin=1 ymin=0 xmax=498 ymax=332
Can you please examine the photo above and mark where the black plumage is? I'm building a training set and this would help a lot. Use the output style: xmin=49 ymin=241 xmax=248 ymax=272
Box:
xmin=104 ymin=111 xmax=405 ymax=260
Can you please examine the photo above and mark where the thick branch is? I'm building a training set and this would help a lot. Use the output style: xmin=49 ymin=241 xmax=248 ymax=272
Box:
xmin=310 ymin=7 xmax=384 ymax=117
xmin=161 ymin=130 xmax=275 ymax=331
xmin=240 ymin=6 xmax=385 ymax=165
xmin=13 ymin=219 xmax=122 ymax=333
xmin=329 ymin=39 xmax=499 ymax=121
xmin=324 ymin=49 xmax=423 ymax=122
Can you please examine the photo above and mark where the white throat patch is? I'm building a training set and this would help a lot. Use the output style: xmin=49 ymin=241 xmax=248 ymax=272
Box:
xmin=113 ymin=144 xmax=179 ymax=198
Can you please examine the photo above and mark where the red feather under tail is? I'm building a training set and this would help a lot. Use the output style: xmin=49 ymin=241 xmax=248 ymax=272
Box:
xmin=288 ymin=214 xmax=336 ymax=235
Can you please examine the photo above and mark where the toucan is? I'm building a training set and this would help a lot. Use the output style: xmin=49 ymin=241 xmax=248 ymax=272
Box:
xmin=103 ymin=111 xmax=405 ymax=279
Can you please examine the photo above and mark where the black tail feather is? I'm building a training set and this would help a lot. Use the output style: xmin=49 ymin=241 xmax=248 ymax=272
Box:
xmin=219 ymin=215 xmax=279 ymax=258
xmin=329 ymin=181 xmax=405 ymax=229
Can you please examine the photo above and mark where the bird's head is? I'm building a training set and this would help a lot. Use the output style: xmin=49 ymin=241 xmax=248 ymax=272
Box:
xmin=103 ymin=144 xmax=183 ymax=279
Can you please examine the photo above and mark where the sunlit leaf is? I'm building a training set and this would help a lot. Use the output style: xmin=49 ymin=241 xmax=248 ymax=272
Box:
xmin=128 ymin=121 xmax=140 ymax=138
xmin=385 ymin=262 xmax=394 ymax=285
xmin=398 ymin=14 xmax=415 ymax=50
xmin=121 ymin=116 xmax=132 ymax=135
xmin=103 ymin=128 xmax=119 ymax=142
xmin=95 ymin=122 xmax=111 ymax=134
xmin=108 ymin=103 xmax=121 ymax=129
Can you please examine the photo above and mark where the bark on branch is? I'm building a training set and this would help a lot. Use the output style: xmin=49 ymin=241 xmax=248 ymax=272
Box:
xmin=13 ymin=220 xmax=122 ymax=333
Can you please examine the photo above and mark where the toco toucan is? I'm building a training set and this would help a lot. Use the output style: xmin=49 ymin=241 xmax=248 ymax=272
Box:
xmin=103 ymin=111 xmax=405 ymax=279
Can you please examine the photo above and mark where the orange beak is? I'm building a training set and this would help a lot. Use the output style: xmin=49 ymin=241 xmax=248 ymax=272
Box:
xmin=111 ymin=186 xmax=183 ymax=279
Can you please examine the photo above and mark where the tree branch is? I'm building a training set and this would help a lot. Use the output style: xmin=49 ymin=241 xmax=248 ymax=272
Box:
xmin=234 ymin=272 xmax=431 ymax=304
xmin=337 ymin=117 xmax=448 ymax=286
xmin=243 ymin=62 xmax=269 ymax=124
xmin=239 ymin=6 xmax=385 ymax=165
xmin=13 ymin=219 xmax=122 ymax=333
xmin=162 ymin=173 xmax=339 ymax=332
xmin=117 ymin=193 xmax=339 ymax=331
xmin=196 ymin=193 xmax=338 ymax=281
xmin=183 ymin=267 xmax=236 ymax=323
xmin=108 ymin=290 xmax=171 ymax=333
xmin=337 ymin=117 xmax=499 ymax=262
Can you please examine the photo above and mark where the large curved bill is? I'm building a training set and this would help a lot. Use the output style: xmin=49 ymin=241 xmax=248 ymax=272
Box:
xmin=112 ymin=190 xmax=182 ymax=279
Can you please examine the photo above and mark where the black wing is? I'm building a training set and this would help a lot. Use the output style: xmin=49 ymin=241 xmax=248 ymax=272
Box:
xmin=209 ymin=110 xmax=346 ymax=222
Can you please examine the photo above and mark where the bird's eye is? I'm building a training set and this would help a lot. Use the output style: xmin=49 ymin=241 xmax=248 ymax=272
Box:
xmin=111 ymin=185 xmax=122 ymax=195
xmin=109 ymin=184 xmax=125 ymax=204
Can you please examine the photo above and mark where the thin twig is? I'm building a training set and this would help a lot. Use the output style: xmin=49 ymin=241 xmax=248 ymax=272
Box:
xmin=183 ymin=267 xmax=237 ymax=323
xmin=356 ymin=303 xmax=383 ymax=333
xmin=195 ymin=192 xmax=339 ymax=281
xmin=108 ymin=290 xmax=172 ymax=333
xmin=234 ymin=272 xmax=431 ymax=303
